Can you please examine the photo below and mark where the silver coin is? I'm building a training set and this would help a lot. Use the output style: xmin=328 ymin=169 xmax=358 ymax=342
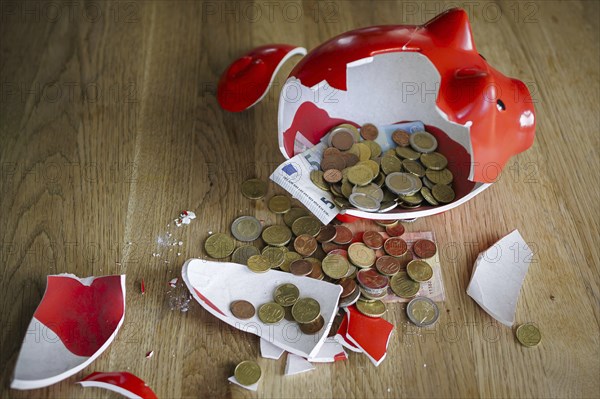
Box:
xmin=342 ymin=264 xmax=357 ymax=278
xmin=348 ymin=193 xmax=380 ymax=212
xmin=406 ymin=297 xmax=440 ymax=327
xmin=231 ymin=216 xmax=262 ymax=241
xmin=352 ymin=183 xmax=384 ymax=202
xmin=231 ymin=245 xmax=260 ymax=265
xmin=339 ymin=286 xmax=361 ymax=308
xmin=377 ymin=200 xmax=398 ymax=213
xmin=385 ymin=172 xmax=422 ymax=196
xmin=409 ymin=131 xmax=438 ymax=153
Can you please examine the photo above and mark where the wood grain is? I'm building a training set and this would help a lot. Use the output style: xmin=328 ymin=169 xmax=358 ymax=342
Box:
xmin=1 ymin=1 xmax=598 ymax=398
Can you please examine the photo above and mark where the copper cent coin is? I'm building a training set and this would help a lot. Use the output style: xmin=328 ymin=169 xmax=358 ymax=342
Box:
xmin=392 ymin=129 xmax=410 ymax=147
xmin=339 ymin=278 xmax=357 ymax=299
xmin=341 ymin=152 xmax=359 ymax=167
xmin=321 ymin=156 xmax=345 ymax=172
xmin=360 ymin=123 xmax=379 ymax=140
xmin=316 ymin=225 xmax=337 ymax=243
xmin=376 ymin=255 xmax=402 ymax=276
xmin=333 ymin=225 xmax=353 ymax=245
xmin=322 ymin=241 xmax=348 ymax=253
xmin=290 ymin=259 xmax=313 ymax=276
xmin=384 ymin=237 xmax=408 ymax=257
xmin=385 ymin=223 xmax=405 ymax=237
xmin=330 ymin=129 xmax=355 ymax=151
xmin=363 ymin=231 xmax=384 ymax=250
xmin=323 ymin=147 xmax=341 ymax=157
xmin=299 ymin=315 xmax=325 ymax=335
xmin=294 ymin=234 xmax=318 ymax=257
xmin=413 ymin=239 xmax=437 ymax=259
xmin=230 ymin=300 xmax=256 ymax=319
xmin=323 ymin=168 xmax=343 ymax=184
xmin=357 ymin=269 xmax=389 ymax=290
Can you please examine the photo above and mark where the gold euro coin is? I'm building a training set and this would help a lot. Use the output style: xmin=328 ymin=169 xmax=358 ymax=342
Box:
xmin=280 ymin=251 xmax=302 ymax=273
xmin=399 ymin=192 xmax=424 ymax=206
xmin=258 ymin=302 xmax=285 ymax=324
xmin=516 ymin=323 xmax=541 ymax=347
xmin=292 ymin=297 xmax=321 ymax=324
xmin=390 ymin=271 xmax=420 ymax=298
xmin=402 ymin=159 xmax=426 ymax=177
xmin=322 ymin=254 xmax=350 ymax=279
xmin=356 ymin=299 xmax=386 ymax=318
xmin=406 ymin=260 xmax=434 ymax=282
xmin=426 ymin=168 xmax=453 ymax=185
xmin=357 ymin=159 xmax=380 ymax=177
xmin=409 ymin=131 xmax=438 ymax=153
xmin=396 ymin=146 xmax=420 ymax=160
xmin=273 ymin=283 xmax=300 ymax=307
xmin=310 ymin=170 xmax=330 ymax=191
xmin=241 ymin=178 xmax=268 ymax=200
xmin=262 ymin=246 xmax=285 ymax=268
xmin=291 ymin=216 xmax=321 ymax=237
xmin=363 ymin=140 xmax=382 ymax=158
xmin=234 ymin=360 xmax=261 ymax=386
xmin=262 ymin=225 xmax=292 ymax=247
xmin=420 ymin=186 xmax=439 ymax=206
xmin=420 ymin=152 xmax=448 ymax=170
xmin=247 ymin=255 xmax=271 ymax=273
xmin=204 ymin=233 xmax=235 ymax=259
xmin=268 ymin=195 xmax=291 ymax=214
xmin=432 ymin=184 xmax=455 ymax=204
xmin=381 ymin=155 xmax=403 ymax=174
xmin=284 ymin=207 xmax=309 ymax=227
xmin=348 ymin=242 xmax=376 ymax=268
xmin=231 ymin=245 xmax=260 ymax=265
xmin=347 ymin=165 xmax=374 ymax=186
xmin=355 ymin=142 xmax=372 ymax=161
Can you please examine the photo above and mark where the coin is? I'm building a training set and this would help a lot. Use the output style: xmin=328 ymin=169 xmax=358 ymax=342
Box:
xmin=420 ymin=186 xmax=439 ymax=206
xmin=231 ymin=216 xmax=262 ymax=242
xmin=230 ymin=300 xmax=256 ymax=319
xmin=363 ymin=141 xmax=382 ymax=158
xmin=381 ymin=155 xmax=403 ymax=174
xmin=322 ymin=254 xmax=350 ymax=279
xmin=292 ymin=297 xmax=321 ymax=324
xmin=399 ymin=192 xmax=424 ymax=205
xmin=353 ymin=183 xmax=384 ymax=202
xmin=306 ymin=257 xmax=324 ymax=280
xmin=516 ymin=323 xmax=541 ymax=347
xmin=283 ymin=305 xmax=295 ymax=321
xmin=204 ymin=233 xmax=235 ymax=258
xmin=392 ymin=129 xmax=410 ymax=147
xmin=390 ymin=272 xmax=420 ymax=298
xmin=355 ymin=143 xmax=372 ymax=161
xmin=273 ymin=283 xmax=300 ymax=307
xmin=241 ymin=178 xmax=268 ymax=200
xmin=360 ymin=123 xmax=379 ymax=140
xmin=323 ymin=147 xmax=341 ymax=157
xmin=284 ymin=207 xmax=309 ymax=227
xmin=432 ymin=183 xmax=455 ymax=204
xmin=258 ymin=302 xmax=285 ymax=324
xmin=341 ymin=151 xmax=359 ymax=168
xmin=330 ymin=128 xmax=355 ymax=151
xmin=357 ymin=268 xmax=389 ymax=291
xmin=384 ymin=237 xmax=408 ymax=257
xmin=292 ymin=216 xmax=321 ymax=237
xmin=396 ymin=146 xmax=420 ymax=160
xmin=234 ymin=360 xmax=261 ymax=386
xmin=262 ymin=246 xmax=285 ymax=268
xmin=323 ymin=168 xmax=343 ymax=183
xmin=378 ymin=200 xmax=398 ymax=212
xmin=299 ymin=315 xmax=325 ymax=335
xmin=402 ymin=159 xmax=426 ymax=177
xmin=348 ymin=242 xmax=376 ymax=268
xmin=385 ymin=172 xmax=422 ymax=195
xmin=290 ymin=259 xmax=313 ymax=276
xmin=409 ymin=131 xmax=438 ymax=153
xmin=356 ymin=299 xmax=386 ymax=318
xmin=420 ymin=152 xmax=448 ymax=170
xmin=339 ymin=278 xmax=357 ymax=299
xmin=310 ymin=170 xmax=330 ymax=191
xmin=316 ymin=225 xmax=337 ymax=243
xmin=376 ymin=219 xmax=399 ymax=227
xmin=268 ymin=195 xmax=291 ymax=214
xmin=385 ymin=223 xmax=405 ymax=237
xmin=407 ymin=259 xmax=434 ymax=282
xmin=339 ymin=285 xmax=361 ymax=307
xmin=358 ymin=285 xmax=387 ymax=301
xmin=362 ymin=231 xmax=384 ymax=250
xmin=376 ymin=255 xmax=402 ymax=276
xmin=321 ymin=155 xmax=346 ymax=172
xmin=336 ymin=123 xmax=361 ymax=141
xmin=231 ymin=245 xmax=260 ymax=265
xmin=422 ymin=175 xmax=435 ymax=190
xmin=247 ymin=254 xmax=271 ymax=273
xmin=349 ymin=193 xmax=380 ymax=212
xmin=262 ymin=225 xmax=292 ymax=247
xmin=294 ymin=234 xmax=318 ymax=257
xmin=347 ymin=165 xmax=373 ymax=186
xmin=413 ymin=239 xmax=437 ymax=259
xmin=333 ymin=226 xmax=353 ymax=244
xmin=426 ymin=168 xmax=453 ymax=185
xmin=280 ymin=251 xmax=302 ymax=272
xmin=406 ymin=297 xmax=439 ymax=326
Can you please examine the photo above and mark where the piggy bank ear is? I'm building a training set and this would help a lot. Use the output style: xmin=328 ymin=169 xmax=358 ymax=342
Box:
xmin=424 ymin=8 xmax=476 ymax=51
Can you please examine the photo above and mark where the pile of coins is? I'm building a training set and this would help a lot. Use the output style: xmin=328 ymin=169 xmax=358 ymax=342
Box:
xmin=205 ymin=181 xmax=440 ymax=325
xmin=310 ymin=123 xmax=456 ymax=213
xmin=230 ymin=283 xmax=324 ymax=333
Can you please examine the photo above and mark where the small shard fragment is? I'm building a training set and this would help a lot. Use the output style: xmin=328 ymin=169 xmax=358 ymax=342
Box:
xmin=78 ymin=371 xmax=157 ymax=399
xmin=168 ymin=278 xmax=178 ymax=288
xmin=228 ymin=375 xmax=259 ymax=391
xmin=285 ymin=354 xmax=315 ymax=376
xmin=344 ymin=305 xmax=394 ymax=367
xmin=260 ymin=338 xmax=285 ymax=360
xmin=141 ymin=279 xmax=146 ymax=295
xmin=145 ymin=350 xmax=154 ymax=358
xmin=175 ymin=210 xmax=196 ymax=227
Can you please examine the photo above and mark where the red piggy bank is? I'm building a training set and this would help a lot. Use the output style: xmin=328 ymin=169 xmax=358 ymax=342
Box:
xmin=218 ymin=8 xmax=535 ymax=219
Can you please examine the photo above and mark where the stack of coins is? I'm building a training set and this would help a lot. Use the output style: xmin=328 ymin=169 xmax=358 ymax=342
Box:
xmin=311 ymin=123 xmax=456 ymax=212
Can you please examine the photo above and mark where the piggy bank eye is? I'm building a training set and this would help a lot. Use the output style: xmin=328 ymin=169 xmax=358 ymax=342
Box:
xmin=496 ymin=99 xmax=506 ymax=111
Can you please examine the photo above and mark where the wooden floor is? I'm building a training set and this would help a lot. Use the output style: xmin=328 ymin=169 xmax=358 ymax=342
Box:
xmin=1 ymin=1 xmax=598 ymax=398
